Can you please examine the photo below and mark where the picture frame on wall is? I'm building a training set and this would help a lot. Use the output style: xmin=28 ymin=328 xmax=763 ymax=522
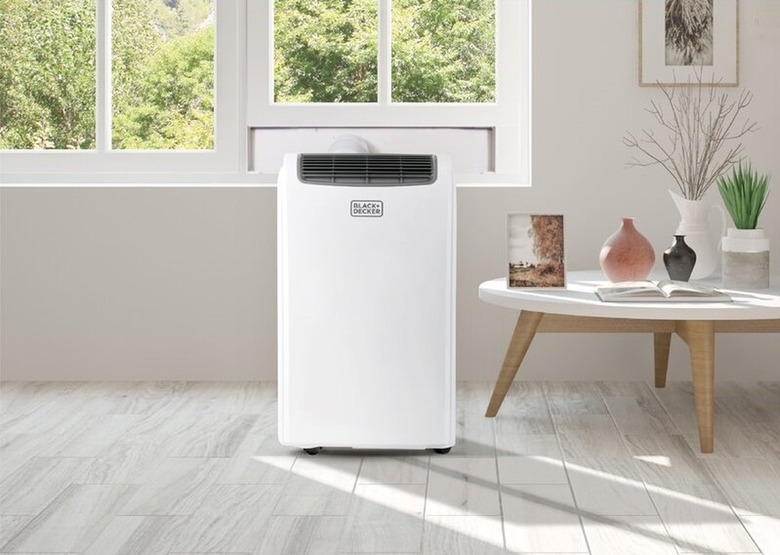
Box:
xmin=639 ymin=0 xmax=739 ymax=86
xmin=507 ymin=214 xmax=566 ymax=288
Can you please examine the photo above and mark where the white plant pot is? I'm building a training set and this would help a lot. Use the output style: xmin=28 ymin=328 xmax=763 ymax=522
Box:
xmin=721 ymin=228 xmax=770 ymax=289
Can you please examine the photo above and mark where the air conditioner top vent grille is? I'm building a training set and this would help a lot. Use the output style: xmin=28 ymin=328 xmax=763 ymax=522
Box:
xmin=298 ymin=154 xmax=436 ymax=186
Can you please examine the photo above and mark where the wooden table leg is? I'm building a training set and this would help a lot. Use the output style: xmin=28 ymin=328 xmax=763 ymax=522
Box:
xmin=485 ymin=310 xmax=544 ymax=417
xmin=654 ymin=332 xmax=672 ymax=388
xmin=675 ymin=320 xmax=716 ymax=453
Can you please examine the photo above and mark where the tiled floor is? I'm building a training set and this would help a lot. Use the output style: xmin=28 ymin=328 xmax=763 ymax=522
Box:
xmin=0 ymin=380 xmax=778 ymax=554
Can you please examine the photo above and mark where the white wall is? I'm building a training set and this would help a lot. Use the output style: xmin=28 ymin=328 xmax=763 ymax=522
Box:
xmin=2 ymin=0 xmax=779 ymax=381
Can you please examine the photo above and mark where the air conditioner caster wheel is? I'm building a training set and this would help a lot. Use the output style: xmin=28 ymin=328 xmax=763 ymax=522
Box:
xmin=432 ymin=447 xmax=452 ymax=454
xmin=303 ymin=447 xmax=323 ymax=455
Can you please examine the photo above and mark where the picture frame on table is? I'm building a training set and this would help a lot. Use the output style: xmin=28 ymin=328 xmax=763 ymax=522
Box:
xmin=639 ymin=0 xmax=739 ymax=86
xmin=506 ymin=214 xmax=566 ymax=289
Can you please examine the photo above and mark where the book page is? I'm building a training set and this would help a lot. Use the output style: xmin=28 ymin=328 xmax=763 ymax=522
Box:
xmin=657 ymin=280 xmax=724 ymax=297
xmin=605 ymin=281 xmax=661 ymax=293
xmin=596 ymin=282 xmax=664 ymax=299
xmin=596 ymin=280 xmax=732 ymax=302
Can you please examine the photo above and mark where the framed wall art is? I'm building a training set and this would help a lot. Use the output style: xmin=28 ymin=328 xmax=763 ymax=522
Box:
xmin=639 ymin=0 xmax=739 ymax=86
xmin=507 ymin=214 xmax=566 ymax=288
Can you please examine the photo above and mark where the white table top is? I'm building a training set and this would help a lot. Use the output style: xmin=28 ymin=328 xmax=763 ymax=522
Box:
xmin=479 ymin=271 xmax=780 ymax=321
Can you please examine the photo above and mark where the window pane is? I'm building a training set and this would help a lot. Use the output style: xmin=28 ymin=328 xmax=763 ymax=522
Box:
xmin=0 ymin=0 xmax=96 ymax=149
xmin=112 ymin=0 xmax=214 ymax=150
xmin=274 ymin=0 xmax=378 ymax=103
xmin=392 ymin=0 xmax=495 ymax=103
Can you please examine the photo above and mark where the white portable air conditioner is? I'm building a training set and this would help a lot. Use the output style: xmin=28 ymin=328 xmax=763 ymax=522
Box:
xmin=277 ymin=151 xmax=456 ymax=454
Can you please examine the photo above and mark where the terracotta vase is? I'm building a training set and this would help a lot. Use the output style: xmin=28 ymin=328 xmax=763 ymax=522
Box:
xmin=599 ymin=217 xmax=656 ymax=282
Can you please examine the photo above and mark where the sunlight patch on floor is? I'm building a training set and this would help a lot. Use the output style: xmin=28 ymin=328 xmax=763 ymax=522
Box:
xmin=633 ymin=455 xmax=672 ymax=467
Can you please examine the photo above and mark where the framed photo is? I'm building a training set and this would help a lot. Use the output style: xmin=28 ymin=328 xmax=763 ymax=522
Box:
xmin=507 ymin=214 xmax=565 ymax=288
xmin=639 ymin=0 xmax=739 ymax=86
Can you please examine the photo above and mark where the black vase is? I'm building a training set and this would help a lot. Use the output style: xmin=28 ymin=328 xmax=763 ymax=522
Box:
xmin=663 ymin=235 xmax=697 ymax=281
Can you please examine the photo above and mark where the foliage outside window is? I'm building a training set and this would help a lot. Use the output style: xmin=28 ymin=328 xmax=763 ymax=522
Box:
xmin=391 ymin=0 xmax=495 ymax=103
xmin=273 ymin=0 xmax=495 ymax=104
xmin=0 ymin=0 xmax=214 ymax=151
xmin=274 ymin=0 xmax=378 ymax=103
xmin=0 ymin=0 xmax=96 ymax=149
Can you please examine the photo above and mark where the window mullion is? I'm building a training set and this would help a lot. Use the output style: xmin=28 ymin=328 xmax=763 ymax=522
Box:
xmin=378 ymin=0 xmax=391 ymax=105
xmin=95 ymin=0 xmax=112 ymax=153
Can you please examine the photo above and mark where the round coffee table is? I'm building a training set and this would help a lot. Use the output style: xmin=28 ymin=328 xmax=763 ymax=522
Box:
xmin=479 ymin=270 xmax=780 ymax=453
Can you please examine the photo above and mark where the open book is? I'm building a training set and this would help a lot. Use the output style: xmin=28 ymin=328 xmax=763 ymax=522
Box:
xmin=595 ymin=280 xmax=732 ymax=302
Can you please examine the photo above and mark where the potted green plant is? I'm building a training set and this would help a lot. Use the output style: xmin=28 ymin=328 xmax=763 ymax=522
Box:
xmin=717 ymin=162 xmax=771 ymax=289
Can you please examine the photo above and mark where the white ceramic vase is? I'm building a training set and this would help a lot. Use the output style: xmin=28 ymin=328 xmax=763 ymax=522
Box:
xmin=721 ymin=228 xmax=770 ymax=289
xmin=669 ymin=191 xmax=727 ymax=280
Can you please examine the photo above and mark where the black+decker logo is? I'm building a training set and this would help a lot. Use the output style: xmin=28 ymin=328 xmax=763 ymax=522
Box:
xmin=350 ymin=200 xmax=383 ymax=217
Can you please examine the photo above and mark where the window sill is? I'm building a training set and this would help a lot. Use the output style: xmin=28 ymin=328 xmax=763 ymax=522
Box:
xmin=0 ymin=173 xmax=531 ymax=187
xmin=0 ymin=172 xmax=261 ymax=186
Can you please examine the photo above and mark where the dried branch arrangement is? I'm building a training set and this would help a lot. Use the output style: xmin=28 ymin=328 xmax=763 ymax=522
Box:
xmin=623 ymin=72 xmax=757 ymax=201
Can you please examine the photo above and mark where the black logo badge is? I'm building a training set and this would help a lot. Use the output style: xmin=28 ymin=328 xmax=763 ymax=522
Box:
xmin=350 ymin=200 xmax=383 ymax=217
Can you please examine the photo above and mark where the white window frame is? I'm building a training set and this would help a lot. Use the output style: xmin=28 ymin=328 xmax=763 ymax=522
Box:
xmin=247 ymin=0 xmax=530 ymax=185
xmin=0 ymin=1 xmax=248 ymax=184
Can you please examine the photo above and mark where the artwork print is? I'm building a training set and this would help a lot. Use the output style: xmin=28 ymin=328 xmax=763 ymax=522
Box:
xmin=665 ymin=0 xmax=713 ymax=66
xmin=639 ymin=0 xmax=738 ymax=86
xmin=507 ymin=214 xmax=565 ymax=288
